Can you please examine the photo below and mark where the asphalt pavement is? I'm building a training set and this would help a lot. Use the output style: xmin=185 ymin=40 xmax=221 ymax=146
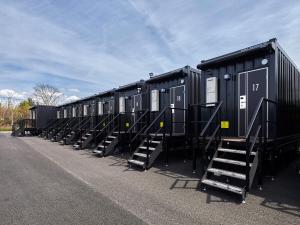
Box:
xmin=0 ymin=133 xmax=146 ymax=225
xmin=1 ymin=132 xmax=300 ymax=225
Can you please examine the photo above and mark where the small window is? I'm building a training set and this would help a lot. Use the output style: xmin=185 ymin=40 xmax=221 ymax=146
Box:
xmin=119 ymin=97 xmax=125 ymax=113
xmin=98 ymin=102 xmax=103 ymax=115
xmin=32 ymin=111 xmax=36 ymax=119
xmin=83 ymin=105 xmax=88 ymax=116
xmin=72 ymin=107 xmax=76 ymax=117
xmin=64 ymin=109 xmax=67 ymax=118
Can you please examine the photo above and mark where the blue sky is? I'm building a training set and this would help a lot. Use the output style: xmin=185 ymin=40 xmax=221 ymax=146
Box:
xmin=0 ymin=0 xmax=300 ymax=103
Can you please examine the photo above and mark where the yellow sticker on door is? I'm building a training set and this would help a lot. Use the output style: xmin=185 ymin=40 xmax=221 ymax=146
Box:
xmin=125 ymin=122 xmax=129 ymax=128
xmin=221 ymin=121 xmax=229 ymax=129
xmin=160 ymin=121 xmax=164 ymax=128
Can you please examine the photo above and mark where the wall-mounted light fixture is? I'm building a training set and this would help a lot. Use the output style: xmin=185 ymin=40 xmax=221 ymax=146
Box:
xmin=224 ymin=74 xmax=231 ymax=80
xmin=261 ymin=58 xmax=268 ymax=65
xmin=149 ymin=72 xmax=154 ymax=78
xmin=160 ymin=88 xmax=166 ymax=93
xmin=137 ymin=87 xmax=141 ymax=93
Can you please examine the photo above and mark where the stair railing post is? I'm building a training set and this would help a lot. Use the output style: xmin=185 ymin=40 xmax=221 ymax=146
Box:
xmin=146 ymin=134 xmax=150 ymax=170
xmin=192 ymin=105 xmax=197 ymax=172
xmin=245 ymin=137 xmax=250 ymax=191
xmin=169 ymin=108 xmax=173 ymax=165
xmin=258 ymin=104 xmax=263 ymax=188
xmin=163 ymin=109 xmax=167 ymax=165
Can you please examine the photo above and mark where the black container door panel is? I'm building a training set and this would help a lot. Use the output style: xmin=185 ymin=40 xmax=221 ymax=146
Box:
xmin=133 ymin=94 xmax=142 ymax=132
xmin=238 ymin=68 xmax=267 ymax=137
xmin=108 ymin=99 xmax=115 ymax=114
xmin=170 ymin=85 xmax=185 ymax=134
xmin=238 ymin=72 xmax=247 ymax=136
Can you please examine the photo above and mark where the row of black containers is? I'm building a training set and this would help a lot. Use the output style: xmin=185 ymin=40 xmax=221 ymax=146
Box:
xmin=24 ymin=38 xmax=300 ymax=201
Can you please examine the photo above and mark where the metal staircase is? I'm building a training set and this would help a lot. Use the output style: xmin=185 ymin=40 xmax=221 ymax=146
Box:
xmin=128 ymin=107 xmax=186 ymax=170
xmin=128 ymin=133 xmax=163 ymax=169
xmin=92 ymin=114 xmax=121 ymax=156
xmin=53 ymin=117 xmax=77 ymax=142
xmin=50 ymin=118 xmax=72 ymax=142
xmin=93 ymin=131 xmax=120 ymax=156
xmin=198 ymin=98 xmax=277 ymax=202
xmin=39 ymin=119 xmax=57 ymax=138
xmin=201 ymin=138 xmax=259 ymax=201
xmin=62 ymin=117 xmax=91 ymax=145
xmin=72 ymin=114 xmax=112 ymax=150
xmin=47 ymin=118 xmax=68 ymax=140
xmin=11 ymin=120 xmax=25 ymax=137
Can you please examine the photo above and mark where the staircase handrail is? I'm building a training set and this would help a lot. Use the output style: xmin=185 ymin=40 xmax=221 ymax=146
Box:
xmin=93 ymin=114 xmax=112 ymax=131
xmin=245 ymin=97 xmax=277 ymax=190
xmin=94 ymin=113 xmax=121 ymax=139
xmin=77 ymin=116 xmax=92 ymax=131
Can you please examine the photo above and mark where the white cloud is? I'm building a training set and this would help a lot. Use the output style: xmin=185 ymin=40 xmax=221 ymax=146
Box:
xmin=68 ymin=88 xmax=80 ymax=93
xmin=1 ymin=0 xmax=300 ymax=99
xmin=62 ymin=95 xmax=80 ymax=103
xmin=0 ymin=89 xmax=26 ymax=100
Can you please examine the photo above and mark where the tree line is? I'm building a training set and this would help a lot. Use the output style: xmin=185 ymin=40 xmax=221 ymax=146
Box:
xmin=0 ymin=84 xmax=62 ymax=130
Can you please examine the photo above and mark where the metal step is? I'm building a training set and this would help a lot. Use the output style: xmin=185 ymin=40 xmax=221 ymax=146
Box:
xmin=218 ymin=148 xmax=256 ymax=155
xmin=86 ymin=133 xmax=91 ymax=136
xmin=82 ymin=137 xmax=87 ymax=140
xmin=105 ymin=140 xmax=112 ymax=144
xmin=128 ymin=159 xmax=145 ymax=166
xmin=202 ymin=179 xmax=244 ymax=195
xmin=107 ymin=136 xmax=116 ymax=139
xmin=207 ymin=168 xmax=246 ymax=180
xmin=113 ymin=131 xmax=125 ymax=134
xmin=134 ymin=152 xmax=147 ymax=158
xmin=98 ymin=145 xmax=104 ymax=148
xmin=213 ymin=158 xmax=250 ymax=166
xmin=150 ymin=140 xmax=161 ymax=144
xmin=92 ymin=149 xmax=103 ymax=155
xmin=73 ymin=144 xmax=80 ymax=148
xmin=139 ymin=146 xmax=155 ymax=151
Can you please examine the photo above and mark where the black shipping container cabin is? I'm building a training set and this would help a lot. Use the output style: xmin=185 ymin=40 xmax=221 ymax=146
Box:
xmin=116 ymin=80 xmax=147 ymax=131
xmin=78 ymin=94 xmax=98 ymax=128
xmin=30 ymin=105 xmax=57 ymax=131
xmin=196 ymin=38 xmax=300 ymax=201
xmin=92 ymin=83 xmax=147 ymax=156
xmin=12 ymin=105 xmax=57 ymax=136
xmin=73 ymin=89 xmax=117 ymax=150
xmin=128 ymin=66 xmax=201 ymax=169
xmin=147 ymin=66 xmax=201 ymax=134
xmin=96 ymin=89 xmax=117 ymax=117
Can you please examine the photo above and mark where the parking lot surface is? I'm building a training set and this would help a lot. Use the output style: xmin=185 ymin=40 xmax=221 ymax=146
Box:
xmin=1 ymin=132 xmax=300 ymax=225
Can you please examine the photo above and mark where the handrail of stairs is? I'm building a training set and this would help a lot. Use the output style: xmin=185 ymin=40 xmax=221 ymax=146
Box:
xmin=70 ymin=117 xmax=84 ymax=131
xmin=46 ymin=119 xmax=64 ymax=133
xmin=190 ymin=101 xmax=223 ymax=172
xmin=54 ymin=118 xmax=70 ymax=132
xmin=60 ymin=117 xmax=78 ymax=135
xmin=43 ymin=119 xmax=58 ymax=132
xmin=77 ymin=116 xmax=92 ymax=132
xmin=143 ymin=107 xmax=187 ymax=168
xmin=94 ymin=113 xmax=120 ymax=140
xmin=244 ymin=97 xmax=277 ymax=191
xmin=127 ymin=110 xmax=150 ymax=153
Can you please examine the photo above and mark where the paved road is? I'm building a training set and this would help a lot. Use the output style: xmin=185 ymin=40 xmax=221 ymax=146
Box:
xmin=0 ymin=133 xmax=146 ymax=225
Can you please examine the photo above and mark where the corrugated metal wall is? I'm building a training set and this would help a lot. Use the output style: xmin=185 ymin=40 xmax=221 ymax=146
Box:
xmin=277 ymin=47 xmax=300 ymax=137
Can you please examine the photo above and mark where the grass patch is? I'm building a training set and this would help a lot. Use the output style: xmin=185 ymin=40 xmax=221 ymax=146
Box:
xmin=0 ymin=127 xmax=12 ymax=132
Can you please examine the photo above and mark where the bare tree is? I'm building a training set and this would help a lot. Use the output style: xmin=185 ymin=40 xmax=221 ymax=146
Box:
xmin=33 ymin=84 xmax=62 ymax=106
xmin=4 ymin=90 xmax=15 ymax=126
